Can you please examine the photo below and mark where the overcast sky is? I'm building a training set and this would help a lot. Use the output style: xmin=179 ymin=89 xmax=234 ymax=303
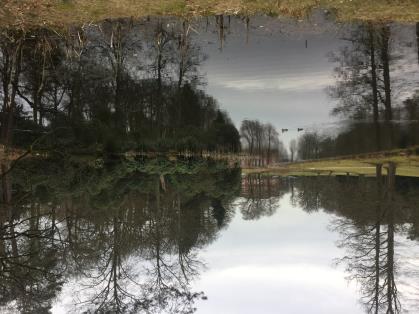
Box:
xmin=193 ymin=194 xmax=363 ymax=314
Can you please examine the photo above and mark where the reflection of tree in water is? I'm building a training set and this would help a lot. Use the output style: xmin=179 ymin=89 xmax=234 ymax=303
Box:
xmin=0 ymin=158 xmax=241 ymax=313
xmin=297 ymin=22 xmax=419 ymax=160
xmin=0 ymin=18 xmax=240 ymax=160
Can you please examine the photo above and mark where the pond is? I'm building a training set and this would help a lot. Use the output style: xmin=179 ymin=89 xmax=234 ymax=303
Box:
xmin=1 ymin=8 xmax=419 ymax=314
xmin=0 ymin=14 xmax=418 ymax=156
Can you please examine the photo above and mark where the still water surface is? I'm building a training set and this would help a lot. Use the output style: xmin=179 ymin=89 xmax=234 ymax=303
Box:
xmin=1 ymin=14 xmax=418 ymax=155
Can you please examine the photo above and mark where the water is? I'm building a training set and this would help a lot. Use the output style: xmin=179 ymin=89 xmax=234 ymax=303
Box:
xmin=1 ymin=11 xmax=419 ymax=314
xmin=1 ymin=14 xmax=418 ymax=155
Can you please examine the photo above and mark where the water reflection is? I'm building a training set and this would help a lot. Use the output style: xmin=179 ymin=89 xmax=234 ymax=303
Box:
xmin=314 ymin=22 xmax=419 ymax=156
xmin=0 ymin=19 xmax=240 ymax=156
xmin=0 ymin=16 xmax=418 ymax=159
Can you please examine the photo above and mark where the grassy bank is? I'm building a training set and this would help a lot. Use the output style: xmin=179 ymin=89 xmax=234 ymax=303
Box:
xmin=243 ymin=148 xmax=419 ymax=177
xmin=3 ymin=146 xmax=419 ymax=177
xmin=1 ymin=0 xmax=419 ymax=29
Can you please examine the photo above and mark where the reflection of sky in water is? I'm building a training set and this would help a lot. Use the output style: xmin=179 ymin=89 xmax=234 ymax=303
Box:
xmin=203 ymin=32 xmax=340 ymax=147
xmin=200 ymin=20 xmax=419 ymax=147
xmin=193 ymin=194 xmax=362 ymax=314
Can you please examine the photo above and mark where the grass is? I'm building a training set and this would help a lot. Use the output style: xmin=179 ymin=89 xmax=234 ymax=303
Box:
xmin=3 ymin=144 xmax=419 ymax=177
xmin=243 ymin=147 xmax=419 ymax=178
xmin=1 ymin=0 xmax=418 ymax=29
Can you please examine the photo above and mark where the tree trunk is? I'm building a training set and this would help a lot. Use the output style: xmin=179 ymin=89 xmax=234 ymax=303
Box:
xmin=385 ymin=162 xmax=396 ymax=312
xmin=374 ymin=164 xmax=383 ymax=313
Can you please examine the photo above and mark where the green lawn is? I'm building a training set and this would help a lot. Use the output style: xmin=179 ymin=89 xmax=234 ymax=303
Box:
xmin=243 ymin=149 xmax=419 ymax=177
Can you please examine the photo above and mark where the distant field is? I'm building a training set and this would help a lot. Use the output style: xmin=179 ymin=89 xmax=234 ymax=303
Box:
xmin=1 ymin=0 xmax=419 ymax=29
xmin=243 ymin=148 xmax=419 ymax=177
xmin=3 ymin=143 xmax=419 ymax=177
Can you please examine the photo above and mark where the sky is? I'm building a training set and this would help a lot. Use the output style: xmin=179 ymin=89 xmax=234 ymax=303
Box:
xmin=50 ymin=189 xmax=419 ymax=314
xmin=192 ymin=194 xmax=363 ymax=314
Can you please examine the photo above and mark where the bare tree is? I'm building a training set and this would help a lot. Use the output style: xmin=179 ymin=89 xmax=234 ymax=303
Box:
xmin=297 ymin=132 xmax=321 ymax=160
xmin=333 ymin=164 xmax=401 ymax=313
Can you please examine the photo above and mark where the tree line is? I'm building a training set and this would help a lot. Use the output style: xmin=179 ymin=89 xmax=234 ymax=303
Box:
xmin=0 ymin=157 xmax=241 ymax=313
xmin=290 ymin=169 xmax=419 ymax=313
xmin=239 ymin=170 xmax=419 ymax=313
